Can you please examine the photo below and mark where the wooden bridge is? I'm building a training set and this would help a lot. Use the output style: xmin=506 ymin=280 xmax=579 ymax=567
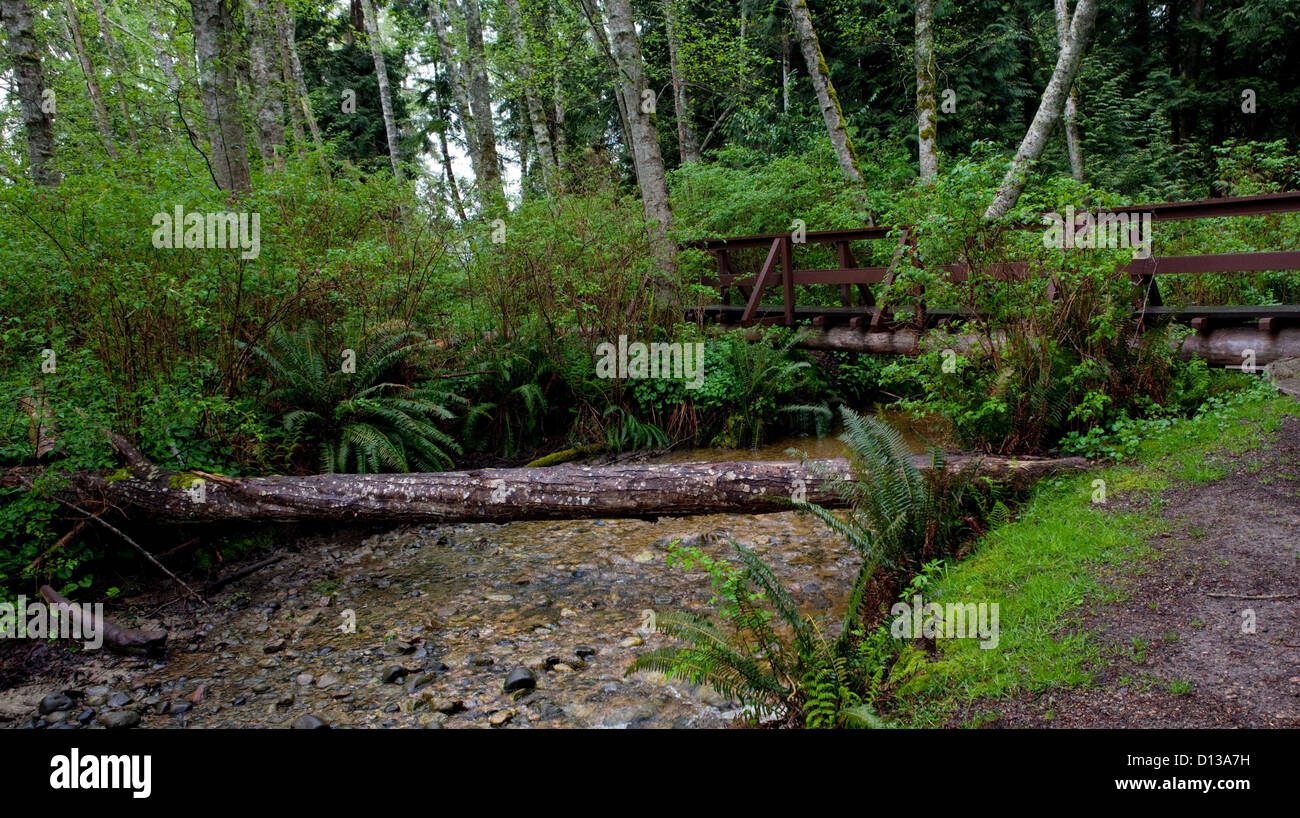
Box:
xmin=684 ymin=191 xmax=1300 ymax=365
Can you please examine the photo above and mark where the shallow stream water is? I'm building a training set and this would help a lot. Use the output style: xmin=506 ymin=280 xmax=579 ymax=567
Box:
xmin=2 ymin=410 xmax=950 ymax=729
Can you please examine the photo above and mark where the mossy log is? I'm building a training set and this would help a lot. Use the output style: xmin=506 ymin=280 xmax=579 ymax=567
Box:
xmin=1 ymin=454 xmax=1089 ymax=526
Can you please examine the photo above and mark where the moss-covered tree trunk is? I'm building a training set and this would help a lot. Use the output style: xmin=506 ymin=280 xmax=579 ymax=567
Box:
xmin=362 ymin=0 xmax=403 ymax=178
xmin=604 ymin=0 xmax=680 ymax=311
xmin=62 ymin=0 xmax=118 ymax=160
xmin=915 ymin=0 xmax=938 ymax=182
xmin=275 ymin=0 xmax=324 ymax=153
xmin=984 ymin=0 xmax=1097 ymax=220
xmin=88 ymin=0 xmax=140 ymax=157
xmin=190 ymin=0 xmax=252 ymax=192
xmin=244 ymin=0 xmax=287 ymax=171
xmin=1 ymin=0 xmax=60 ymax=185
xmin=789 ymin=0 xmax=862 ymax=184
xmin=429 ymin=0 xmax=480 ymax=184
xmin=1054 ymin=0 xmax=1085 ymax=182
xmin=663 ymin=0 xmax=701 ymax=164
xmin=504 ymin=0 xmax=559 ymax=187
xmin=462 ymin=0 xmax=504 ymax=205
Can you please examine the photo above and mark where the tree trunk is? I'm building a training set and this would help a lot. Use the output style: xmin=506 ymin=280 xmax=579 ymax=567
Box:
xmin=577 ymin=0 xmax=635 ymax=163
xmin=190 ymin=0 xmax=252 ymax=192
xmin=549 ymin=4 xmax=567 ymax=172
xmin=662 ymin=0 xmax=700 ymax=164
xmin=603 ymin=0 xmax=679 ymax=307
xmin=88 ymin=0 xmax=140 ymax=157
xmin=780 ymin=28 xmax=790 ymax=113
xmin=462 ymin=0 xmax=504 ymax=204
xmin=275 ymin=0 xmax=324 ymax=153
xmin=504 ymin=0 xmax=558 ymax=188
xmin=1054 ymin=0 xmax=1084 ymax=182
xmin=430 ymin=0 xmax=481 ymax=185
xmin=361 ymin=0 xmax=403 ymax=178
xmin=244 ymin=0 xmax=287 ymax=171
xmin=61 ymin=0 xmax=118 ymax=159
xmin=789 ymin=0 xmax=862 ymax=183
xmin=149 ymin=20 xmax=181 ymax=97
xmin=1 ymin=0 xmax=60 ymax=185
xmin=2 ymin=455 xmax=1089 ymax=526
xmin=984 ymin=0 xmax=1097 ymax=220
xmin=517 ymin=94 xmax=530 ymax=186
xmin=915 ymin=0 xmax=938 ymax=182
xmin=438 ymin=115 xmax=469 ymax=221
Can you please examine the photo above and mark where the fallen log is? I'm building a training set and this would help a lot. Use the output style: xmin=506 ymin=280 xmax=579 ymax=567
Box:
xmin=38 ymin=585 xmax=167 ymax=654
xmin=1 ymin=454 xmax=1089 ymax=525
xmin=732 ymin=322 xmax=1300 ymax=368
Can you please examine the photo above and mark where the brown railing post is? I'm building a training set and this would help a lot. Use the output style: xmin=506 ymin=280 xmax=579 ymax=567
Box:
xmin=715 ymin=249 xmax=730 ymax=305
xmin=781 ymin=235 xmax=795 ymax=326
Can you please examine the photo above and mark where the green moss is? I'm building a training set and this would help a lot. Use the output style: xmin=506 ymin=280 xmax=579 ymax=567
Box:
xmin=167 ymin=472 xmax=204 ymax=490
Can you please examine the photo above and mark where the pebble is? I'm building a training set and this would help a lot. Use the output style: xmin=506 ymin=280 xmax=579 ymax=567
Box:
xmin=380 ymin=665 xmax=407 ymax=684
xmin=292 ymin=714 xmax=330 ymax=729
xmin=98 ymin=710 xmax=140 ymax=730
xmin=430 ymin=698 xmax=464 ymax=714
xmin=316 ymin=672 xmax=342 ymax=689
xmin=406 ymin=673 xmax=435 ymax=694
xmin=295 ymin=673 xmax=315 ymax=686
xmin=620 ymin=636 xmax=644 ymax=648
xmin=38 ymin=693 xmax=73 ymax=715
xmin=419 ymin=712 xmax=448 ymax=728
xmin=504 ymin=668 xmax=537 ymax=692
xmin=488 ymin=709 xmax=515 ymax=726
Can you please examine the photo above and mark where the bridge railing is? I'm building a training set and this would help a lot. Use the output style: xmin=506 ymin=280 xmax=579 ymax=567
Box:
xmin=682 ymin=191 xmax=1300 ymax=332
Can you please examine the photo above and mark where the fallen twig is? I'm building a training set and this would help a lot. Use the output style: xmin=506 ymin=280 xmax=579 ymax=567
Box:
xmin=1206 ymin=592 xmax=1297 ymax=600
xmin=53 ymin=495 xmax=206 ymax=605
xmin=204 ymin=554 xmax=284 ymax=594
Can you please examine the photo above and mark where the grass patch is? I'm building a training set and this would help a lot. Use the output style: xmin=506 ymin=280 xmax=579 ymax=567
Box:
xmin=889 ymin=392 xmax=1299 ymax=727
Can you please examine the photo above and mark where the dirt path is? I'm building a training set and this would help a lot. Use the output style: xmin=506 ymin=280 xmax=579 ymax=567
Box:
xmin=985 ymin=415 xmax=1300 ymax=728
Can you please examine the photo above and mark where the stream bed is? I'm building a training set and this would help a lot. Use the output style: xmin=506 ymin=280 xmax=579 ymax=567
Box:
xmin=1 ymin=413 xmax=948 ymax=730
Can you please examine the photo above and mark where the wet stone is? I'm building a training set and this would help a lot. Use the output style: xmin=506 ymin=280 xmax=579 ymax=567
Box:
xmin=38 ymin=693 xmax=73 ymax=715
xmin=504 ymin=668 xmax=537 ymax=692
xmin=292 ymin=714 xmax=330 ymax=730
xmin=99 ymin=710 xmax=141 ymax=730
